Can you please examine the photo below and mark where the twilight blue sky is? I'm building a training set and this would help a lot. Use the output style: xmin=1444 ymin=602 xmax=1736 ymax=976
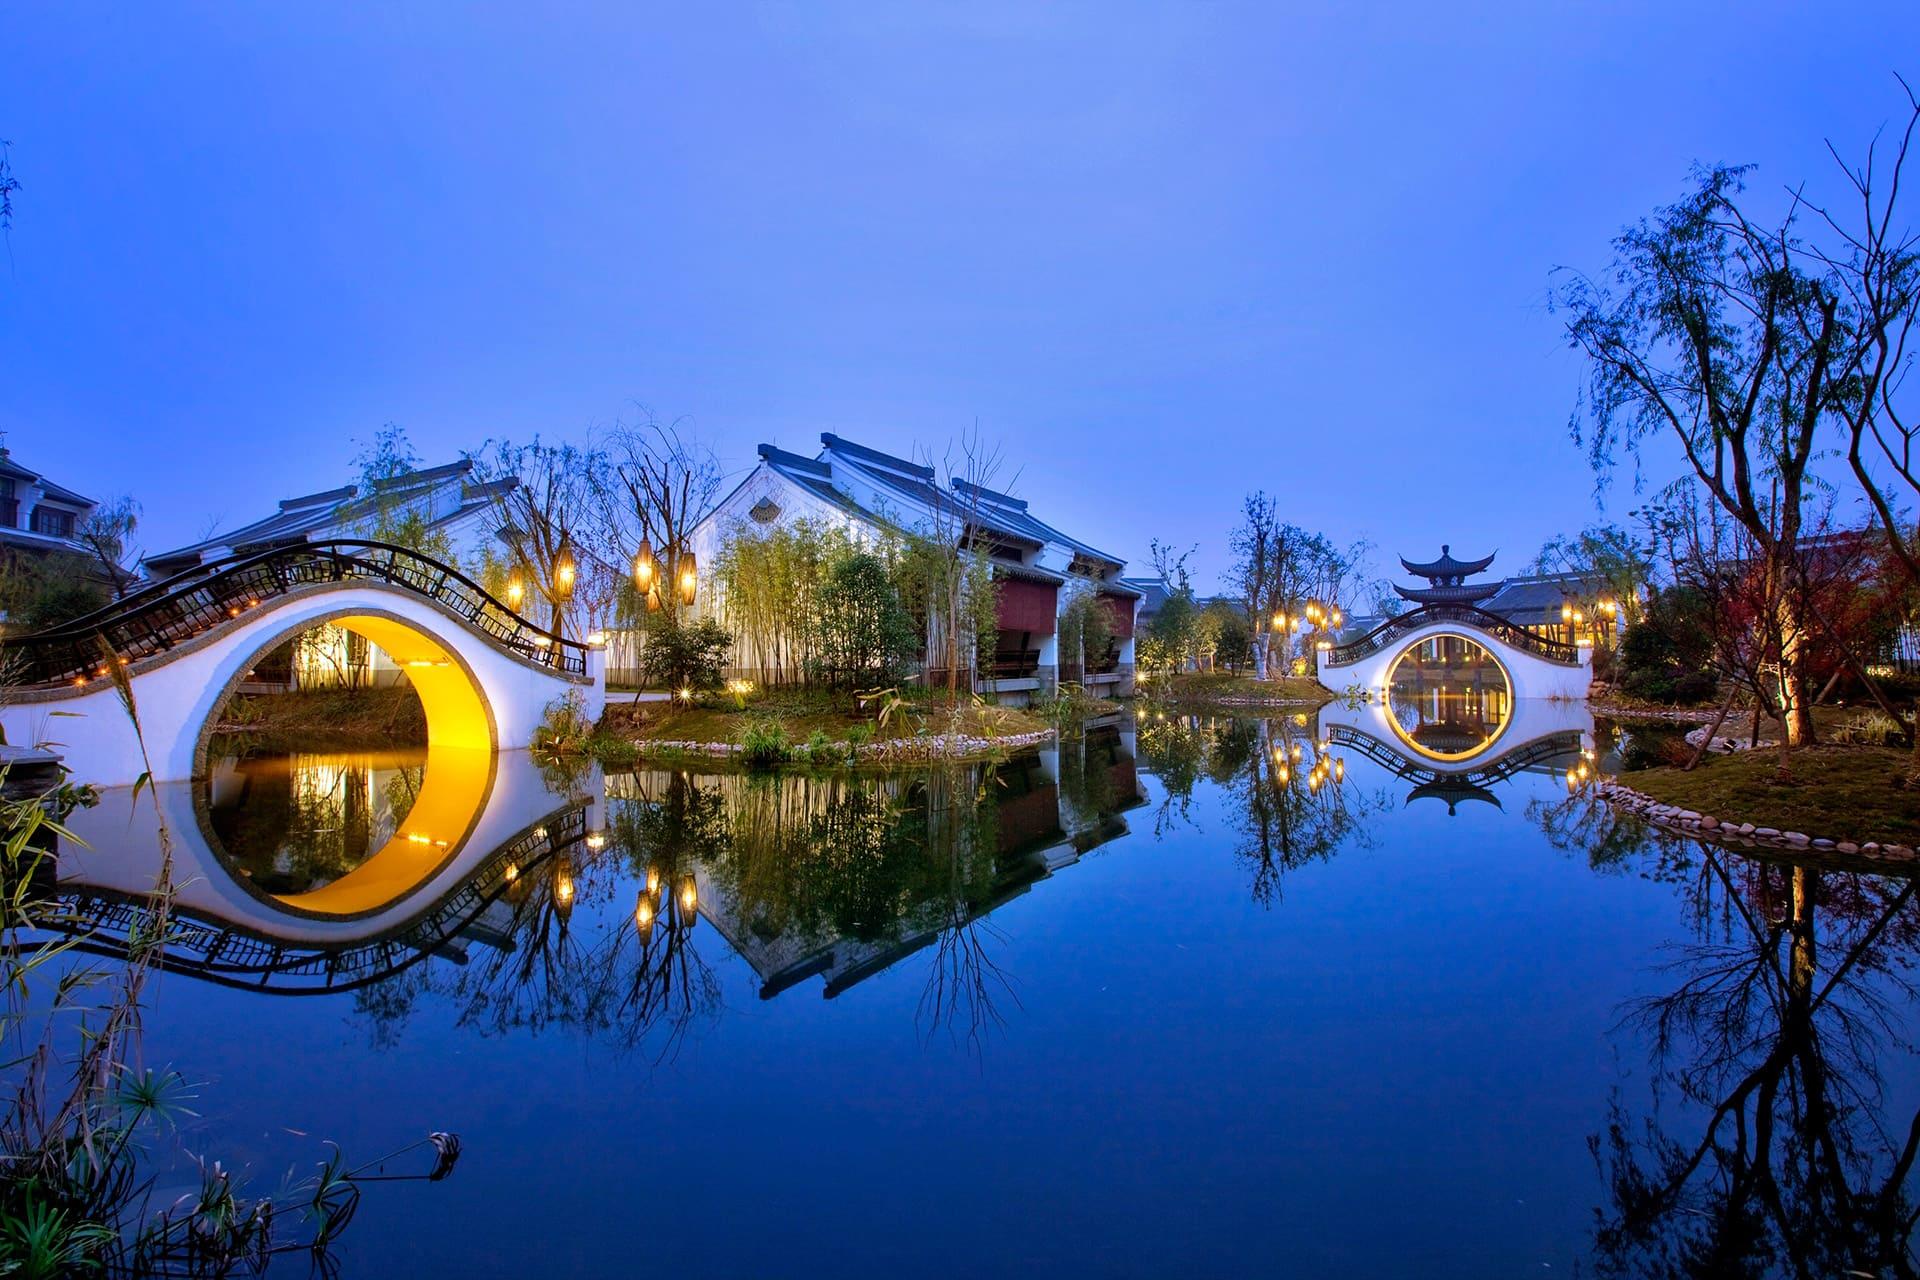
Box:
xmin=3 ymin=4 xmax=1916 ymax=591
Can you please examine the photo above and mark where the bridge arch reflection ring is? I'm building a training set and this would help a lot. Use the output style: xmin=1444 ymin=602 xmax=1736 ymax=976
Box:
xmin=1382 ymin=632 xmax=1514 ymax=764
xmin=191 ymin=604 xmax=503 ymax=919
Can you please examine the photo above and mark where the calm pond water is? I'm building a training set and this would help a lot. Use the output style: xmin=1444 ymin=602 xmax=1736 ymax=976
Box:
xmin=36 ymin=702 xmax=1920 ymax=1277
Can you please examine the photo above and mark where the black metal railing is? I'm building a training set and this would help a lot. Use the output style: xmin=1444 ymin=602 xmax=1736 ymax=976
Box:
xmin=1323 ymin=603 xmax=1580 ymax=668
xmin=34 ymin=806 xmax=587 ymax=995
xmin=1327 ymin=724 xmax=1585 ymax=785
xmin=1 ymin=539 xmax=590 ymax=688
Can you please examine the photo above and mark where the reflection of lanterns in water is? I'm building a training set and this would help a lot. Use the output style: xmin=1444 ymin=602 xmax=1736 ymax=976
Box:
xmin=585 ymin=830 xmax=607 ymax=851
xmin=634 ymin=892 xmax=656 ymax=937
xmin=1332 ymin=758 xmax=1345 ymax=783
xmin=1276 ymin=763 xmax=1291 ymax=784
xmin=677 ymin=877 xmax=699 ymax=928
xmin=646 ymin=865 xmax=661 ymax=895
xmin=1290 ymin=742 xmax=1303 ymax=762
xmin=553 ymin=859 xmax=576 ymax=913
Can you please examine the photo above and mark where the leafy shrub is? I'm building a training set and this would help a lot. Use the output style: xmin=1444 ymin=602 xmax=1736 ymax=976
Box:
xmin=739 ymin=717 xmax=791 ymax=767
xmin=846 ymin=723 xmax=874 ymax=750
xmin=533 ymin=692 xmax=594 ymax=755
xmin=802 ymin=728 xmax=836 ymax=763
xmin=808 ymin=553 xmax=919 ymax=688
xmin=640 ymin=615 xmax=733 ymax=693
xmin=1615 ymin=586 xmax=1717 ymax=704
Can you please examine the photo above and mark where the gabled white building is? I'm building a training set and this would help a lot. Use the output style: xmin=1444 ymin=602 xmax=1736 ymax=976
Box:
xmin=685 ymin=433 xmax=1139 ymax=702
xmin=144 ymin=459 xmax=516 ymax=578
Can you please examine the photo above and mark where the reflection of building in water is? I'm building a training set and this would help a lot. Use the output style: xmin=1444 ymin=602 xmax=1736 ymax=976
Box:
xmin=1386 ymin=634 xmax=1512 ymax=761
xmin=653 ymin=730 xmax=1146 ymax=1001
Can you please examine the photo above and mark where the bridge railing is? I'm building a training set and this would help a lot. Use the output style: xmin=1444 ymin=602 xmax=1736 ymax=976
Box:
xmin=1326 ymin=724 xmax=1585 ymax=785
xmin=37 ymin=805 xmax=587 ymax=995
xmin=1323 ymin=603 xmax=1580 ymax=668
xmin=1 ymin=540 xmax=590 ymax=688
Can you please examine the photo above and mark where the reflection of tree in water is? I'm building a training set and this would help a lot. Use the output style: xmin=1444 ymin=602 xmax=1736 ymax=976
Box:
xmin=208 ymin=752 xmax=425 ymax=894
xmin=443 ymin=839 xmax=720 ymax=1060
xmin=1529 ymin=787 xmax=1674 ymax=873
xmin=1592 ymin=837 xmax=1920 ymax=1276
xmin=1136 ymin=712 xmax=1384 ymax=905
xmin=695 ymin=765 xmax=1015 ymax=1050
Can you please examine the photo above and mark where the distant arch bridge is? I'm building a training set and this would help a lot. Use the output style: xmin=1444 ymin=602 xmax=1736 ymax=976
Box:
xmin=0 ymin=541 xmax=605 ymax=786
xmin=1314 ymin=602 xmax=1592 ymax=701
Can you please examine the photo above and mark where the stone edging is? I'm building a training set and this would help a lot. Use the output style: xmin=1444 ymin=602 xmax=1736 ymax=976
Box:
xmin=1594 ymin=776 xmax=1917 ymax=864
xmin=629 ymin=727 xmax=1057 ymax=764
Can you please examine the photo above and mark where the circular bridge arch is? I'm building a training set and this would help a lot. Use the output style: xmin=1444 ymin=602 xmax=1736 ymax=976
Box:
xmin=1381 ymin=632 xmax=1514 ymax=763
xmin=0 ymin=541 xmax=603 ymax=787
xmin=1317 ymin=603 xmax=1592 ymax=704
xmin=193 ymin=604 xmax=499 ymax=778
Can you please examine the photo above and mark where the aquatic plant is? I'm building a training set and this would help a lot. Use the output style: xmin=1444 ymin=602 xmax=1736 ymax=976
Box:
xmin=0 ymin=641 xmax=461 ymax=1276
xmin=739 ymin=717 xmax=791 ymax=767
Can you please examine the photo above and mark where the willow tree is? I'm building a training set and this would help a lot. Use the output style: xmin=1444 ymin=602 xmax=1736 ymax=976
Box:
xmin=468 ymin=436 xmax=614 ymax=639
xmin=351 ymin=424 xmax=456 ymax=561
xmin=1556 ymin=156 xmax=1882 ymax=748
xmin=607 ymin=412 xmax=721 ymax=623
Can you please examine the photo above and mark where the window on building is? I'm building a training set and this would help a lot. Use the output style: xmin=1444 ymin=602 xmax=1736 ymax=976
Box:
xmin=0 ymin=479 xmax=15 ymax=529
xmin=30 ymin=506 xmax=76 ymax=539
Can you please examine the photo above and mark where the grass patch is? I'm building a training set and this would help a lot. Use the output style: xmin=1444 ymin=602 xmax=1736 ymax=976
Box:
xmin=1147 ymin=672 xmax=1331 ymax=704
xmin=603 ymin=685 xmax=1049 ymax=757
xmin=1624 ymin=744 xmax=1920 ymax=845
xmin=211 ymin=686 xmax=426 ymax=751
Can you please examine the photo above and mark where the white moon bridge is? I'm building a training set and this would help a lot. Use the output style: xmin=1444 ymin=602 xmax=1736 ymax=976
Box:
xmin=0 ymin=541 xmax=605 ymax=787
xmin=1315 ymin=602 xmax=1593 ymax=706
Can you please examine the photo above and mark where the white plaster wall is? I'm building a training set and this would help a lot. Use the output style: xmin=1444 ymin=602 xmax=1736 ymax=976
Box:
xmin=2 ymin=582 xmax=600 ymax=787
xmin=1315 ymin=622 xmax=1593 ymax=702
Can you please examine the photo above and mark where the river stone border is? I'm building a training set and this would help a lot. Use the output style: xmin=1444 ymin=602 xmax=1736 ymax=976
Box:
xmin=628 ymin=727 xmax=1057 ymax=764
xmin=1595 ymin=776 xmax=1917 ymax=865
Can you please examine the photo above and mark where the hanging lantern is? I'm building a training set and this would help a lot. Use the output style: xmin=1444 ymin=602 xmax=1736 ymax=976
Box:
xmin=505 ymin=575 xmax=526 ymax=610
xmin=645 ymin=586 xmax=663 ymax=613
xmin=1561 ymin=602 xmax=1574 ymax=624
xmin=676 ymin=550 xmax=698 ymax=607
xmin=551 ymin=539 xmax=578 ymax=604
xmin=632 ymin=539 xmax=656 ymax=595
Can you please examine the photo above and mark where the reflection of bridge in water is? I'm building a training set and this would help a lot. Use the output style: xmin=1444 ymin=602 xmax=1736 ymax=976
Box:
xmin=1315 ymin=696 xmax=1595 ymax=814
xmin=39 ymin=750 xmax=599 ymax=994
xmin=39 ymin=727 xmax=1148 ymax=1005
xmin=1328 ymin=724 xmax=1587 ymax=814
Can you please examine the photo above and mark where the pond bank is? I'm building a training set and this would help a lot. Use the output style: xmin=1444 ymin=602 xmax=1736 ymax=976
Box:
xmin=1141 ymin=673 xmax=1333 ymax=708
xmin=596 ymin=692 xmax=1079 ymax=766
xmin=1600 ymin=743 xmax=1920 ymax=861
